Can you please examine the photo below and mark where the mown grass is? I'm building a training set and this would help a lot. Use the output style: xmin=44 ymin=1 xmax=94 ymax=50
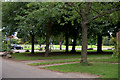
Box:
xmin=89 ymin=57 xmax=119 ymax=62
xmin=42 ymin=63 xmax=118 ymax=78
xmin=12 ymin=51 xmax=112 ymax=60
xmin=12 ymin=52 xmax=81 ymax=60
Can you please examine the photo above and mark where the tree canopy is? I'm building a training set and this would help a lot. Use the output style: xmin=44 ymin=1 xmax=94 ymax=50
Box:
xmin=2 ymin=2 xmax=120 ymax=63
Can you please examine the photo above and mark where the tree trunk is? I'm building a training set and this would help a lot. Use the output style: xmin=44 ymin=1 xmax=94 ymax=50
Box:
xmin=31 ymin=34 xmax=34 ymax=54
xmin=80 ymin=23 xmax=88 ymax=63
xmin=60 ymin=39 xmax=62 ymax=50
xmin=45 ymin=23 xmax=52 ymax=56
xmin=91 ymin=42 xmax=92 ymax=48
xmin=97 ymin=34 xmax=102 ymax=53
xmin=71 ymin=35 xmax=77 ymax=52
xmin=80 ymin=3 xmax=91 ymax=63
xmin=65 ymin=33 xmax=69 ymax=52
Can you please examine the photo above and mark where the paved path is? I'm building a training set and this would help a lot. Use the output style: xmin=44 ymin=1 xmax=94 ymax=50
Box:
xmin=2 ymin=58 xmax=100 ymax=78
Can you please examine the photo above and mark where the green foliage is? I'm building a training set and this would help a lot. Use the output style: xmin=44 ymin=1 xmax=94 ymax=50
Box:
xmin=1 ymin=43 xmax=7 ymax=51
xmin=102 ymin=36 xmax=114 ymax=46
xmin=2 ymin=2 xmax=120 ymax=58
xmin=2 ymin=2 xmax=28 ymax=36
xmin=112 ymin=37 xmax=119 ymax=57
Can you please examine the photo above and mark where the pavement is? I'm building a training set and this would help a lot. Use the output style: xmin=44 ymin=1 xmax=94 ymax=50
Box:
xmin=1 ymin=58 xmax=100 ymax=78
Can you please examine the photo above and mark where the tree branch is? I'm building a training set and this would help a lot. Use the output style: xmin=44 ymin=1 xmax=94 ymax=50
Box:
xmin=90 ymin=7 xmax=100 ymax=15
xmin=86 ymin=8 xmax=120 ymax=24
xmin=85 ymin=3 xmax=91 ymax=15
xmin=65 ymin=2 xmax=83 ymax=18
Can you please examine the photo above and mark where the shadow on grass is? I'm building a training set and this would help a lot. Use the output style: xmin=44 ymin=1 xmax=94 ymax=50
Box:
xmin=20 ymin=51 xmax=113 ymax=57
xmin=11 ymin=50 xmax=113 ymax=61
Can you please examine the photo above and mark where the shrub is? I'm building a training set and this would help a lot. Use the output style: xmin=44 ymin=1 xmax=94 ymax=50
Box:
xmin=112 ymin=37 xmax=119 ymax=58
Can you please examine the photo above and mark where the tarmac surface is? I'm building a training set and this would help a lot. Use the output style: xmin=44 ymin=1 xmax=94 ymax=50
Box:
xmin=1 ymin=58 xmax=100 ymax=78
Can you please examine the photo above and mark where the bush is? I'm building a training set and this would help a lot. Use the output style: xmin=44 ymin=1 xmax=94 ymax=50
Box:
xmin=112 ymin=37 xmax=119 ymax=58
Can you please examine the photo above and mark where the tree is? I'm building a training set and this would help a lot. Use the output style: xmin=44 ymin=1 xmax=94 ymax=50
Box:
xmin=28 ymin=2 xmax=64 ymax=56
xmin=70 ymin=20 xmax=81 ymax=52
xmin=51 ymin=23 xmax=64 ymax=50
xmin=65 ymin=2 xmax=120 ymax=63
xmin=2 ymin=2 xmax=29 ymax=51
xmin=2 ymin=2 xmax=28 ymax=36
xmin=14 ymin=3 xmax=41 ymax=54
xmin=2 ymin=2 xmax=120 ymax=62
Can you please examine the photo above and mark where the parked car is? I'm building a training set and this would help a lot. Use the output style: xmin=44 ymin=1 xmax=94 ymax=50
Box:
xmin=11 ymin=44 xmax=23 ymax=50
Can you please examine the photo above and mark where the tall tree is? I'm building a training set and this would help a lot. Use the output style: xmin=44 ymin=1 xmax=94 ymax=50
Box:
xmin=65 ymin=2 xmax=120 ymax=63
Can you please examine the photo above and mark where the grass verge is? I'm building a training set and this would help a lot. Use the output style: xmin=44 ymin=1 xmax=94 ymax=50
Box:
xmin=42 ymin=63 xmax=118 ymax=78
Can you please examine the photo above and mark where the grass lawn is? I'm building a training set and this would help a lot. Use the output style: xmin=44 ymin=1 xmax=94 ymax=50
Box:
xmin=89 ymin=57 xmax=119 ymax=62
xmin=12 ymin=52 xmax=81 ymax=60
xmin=12 ymin=51 xmax=112 ymax=60
xmin=42 ymin=63 xmax=118 ymax=78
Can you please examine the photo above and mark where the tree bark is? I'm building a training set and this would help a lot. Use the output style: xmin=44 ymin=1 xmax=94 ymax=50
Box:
xmin=60 ymin=39 xmax=62 ymax=50
xmin=45 ymin=23 xmax=52 ymax=57
xmin=97 ymin=34 xmax=103 ymax=53
xmin=71 ymin=35 xmax=77 ymax=52
xmin=31 ymin=34 xmax=34 ymax=54
xmin=80 ymin=23 xmax=88 ymax=63
xmin=65 ymin=33 xmax=69 ymax=52
xmin=80 ymin=3 xmax=90 ymax=63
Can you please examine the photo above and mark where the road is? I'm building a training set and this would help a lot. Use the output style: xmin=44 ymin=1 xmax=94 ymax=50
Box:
xmin=1 ymin=58 xmax=99 ymax=78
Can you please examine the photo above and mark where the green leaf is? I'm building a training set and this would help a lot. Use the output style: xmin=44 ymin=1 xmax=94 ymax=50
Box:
xmin=27 ymin=4 xmax=30 ymax=8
